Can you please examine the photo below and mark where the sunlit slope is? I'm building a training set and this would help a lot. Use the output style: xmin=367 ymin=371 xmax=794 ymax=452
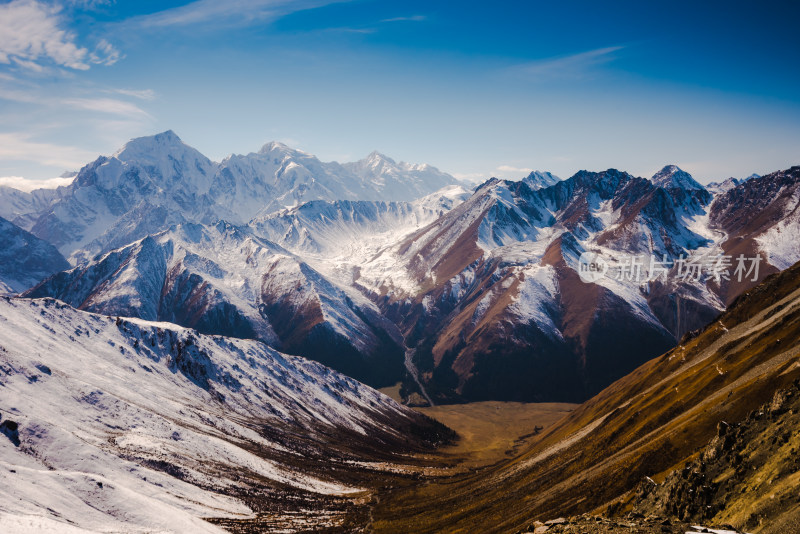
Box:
xmin=373 ymin=259 xmax=800 ymax=533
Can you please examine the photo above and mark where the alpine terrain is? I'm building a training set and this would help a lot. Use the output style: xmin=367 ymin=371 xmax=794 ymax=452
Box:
xmin=4 ymin=133 xmax=799 ymax=404
xmin=0 ymin=130 xmax=798 ymax=533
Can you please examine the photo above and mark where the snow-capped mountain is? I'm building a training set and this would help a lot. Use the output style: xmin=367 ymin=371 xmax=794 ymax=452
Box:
xmin=212 ymin=143 xmax=462 ymax=221
xmin=29 ymin=131 xmax=220 ymax=264
xmin=342 ymin=150 xmax=459 ymax=200
xmin=0 ymin=217 xmax=70 ymax=294
xmin=337 ymin=169 xmax=713 ymax=401
xmin=24 ymin=221 xmax=406 ymax=387
xmin=0 ymin=297 xmax=448 ymax=533
xmin=9 ymin=130 xmax=798 ymax=404
xmin=522 ymin=170 xmax=560 ymax=190
xmin=255 ymin=165 xmax=798 ymax=403
xmin=706 ymin=173 xmax=759 ymax=195
xmin=249 ymin=185 xmax=469 ymax=257
xmin=711 ymin=165 xmax=800 ymax=279
xmin=651 ymin=164 xmax=706 ymax=191
xmin=2 ymin=132 xmax=463 ymax=265
xmin=26 ymin=159 xmax=800 ymax=403
xmin=0 ymin=184 xmax=65 ymax=231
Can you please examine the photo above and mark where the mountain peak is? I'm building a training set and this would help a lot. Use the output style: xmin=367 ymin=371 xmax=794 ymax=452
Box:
xmin=364 ymin=150 xmax=396 ymax=166
xmin=651 ymin=164 xmax=705 ymax=191
xmin=258 ymin=141 xmax=311 ymax=158
xmin=114 ymin=130 xmax=190 ymax=162
xmin=522 ymin=170 xmax=560 ymax=190
xmin=259 ymin=140 xmax=289 ymax=153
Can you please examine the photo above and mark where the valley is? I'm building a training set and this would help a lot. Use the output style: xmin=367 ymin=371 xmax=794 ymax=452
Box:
xmin=0 ymin=133 xmax=798 ymax=533
xmin=2 ymin=1 xmax=799 ymax=531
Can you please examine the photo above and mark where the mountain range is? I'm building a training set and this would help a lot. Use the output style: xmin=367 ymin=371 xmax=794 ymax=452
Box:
xmin=1 ymin=131 xmax=799 ymax=533
xmin=3 ymin=132 xmax=799 ymax=403
xmin=2 ymin=131 xmax=461 ymax=265
xmin=372 ymin=257 xmax=800 ymax=533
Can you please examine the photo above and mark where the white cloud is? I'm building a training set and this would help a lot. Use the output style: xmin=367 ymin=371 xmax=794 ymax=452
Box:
xmin=107 ymin=88 xmax=156 ymax=100
xmin=497 ymin=164 xmax=534 ymax=174
xmin=0 ymin=133 xmax=98 ymax=170
xmin=11 ymin=57 xmax=46 ymax=73
xmin=0 ymin=175 xmax=75 ymax=192
xmin=66 ymin=0 xmax=113 ymax=8
xmin=129 ymin=0 xmax=349 ymax=28
xmin=0 ymin=83 xmax=151 ymax=119
xmin=90 ymin=39 xmax=121 ymax=66
xmin=61 ymin=97 xmax=151 ymax=118
xmin=0 ymin=0 xmax=119 ymax=71
xmin=508 ymin=46 xmax=624 ymax=80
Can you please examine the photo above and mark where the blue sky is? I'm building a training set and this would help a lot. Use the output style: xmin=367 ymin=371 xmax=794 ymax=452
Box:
xmin=0 ymin=0 xmax=799 ymax=187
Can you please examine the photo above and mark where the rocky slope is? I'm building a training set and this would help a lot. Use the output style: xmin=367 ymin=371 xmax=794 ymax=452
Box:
xmin=0 ymin=297 xmax=451 ymax=533
xmin=320 ymin=166 xmax=727 ymax=402
xmin=633 ymin=381 xmax=800 ymax=532
xmin=372 ymin=258 xmax=800 ymax=533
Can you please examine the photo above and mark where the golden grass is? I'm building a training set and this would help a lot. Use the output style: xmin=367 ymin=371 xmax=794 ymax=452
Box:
xmin=415 ymin=401 xmax=578 ymax=469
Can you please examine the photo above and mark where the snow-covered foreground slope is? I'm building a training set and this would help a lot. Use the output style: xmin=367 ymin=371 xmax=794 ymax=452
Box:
xmin=0 ymin=297 xmax=447 ymax=533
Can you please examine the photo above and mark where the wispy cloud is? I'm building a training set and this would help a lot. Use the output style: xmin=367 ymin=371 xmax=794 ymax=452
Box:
xmin=104 ymin=88 xmax=156 ymax=101
xmin=508 ymin=45 xmax=624 ymax=80
xmin=61 ymin=97 xmax=152 ymax=118
xmin=0 ymin=0 xmax=119 ymax=71
xmin=128 ymin=0 xmax=348 ymax=29
xmin=0 ymin=133 xmax=99 ymax=170
xmin=0 ymin=85 xmax=42 ymax=104
xmin=0 ymin=80 xmax=151 ymax=118
xmin=89 ymin=39 xmax=122 ymax=66
xmin=65 ymin=0 xmax=114 ymax=8
xmin=497 ymin=164 xmax=534 ymax=174
xmin=0 ymin=175 xmax=75 ymax=192
xmin=381 ymin=15 xmax=426 ymax=23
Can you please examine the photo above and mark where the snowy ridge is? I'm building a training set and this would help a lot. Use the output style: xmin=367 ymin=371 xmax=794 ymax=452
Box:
xmin=249 ymin=185 xmax=470 ymax=297
xmin=0 ymin=297 xmax=427 ymax=533
xmin=250 ymin=185 xmax=468 ymax=256
xmin=25 ymin=221 xmax=407 ymax=387
xmin=0 ymin=132 xmax=463 ymax=265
